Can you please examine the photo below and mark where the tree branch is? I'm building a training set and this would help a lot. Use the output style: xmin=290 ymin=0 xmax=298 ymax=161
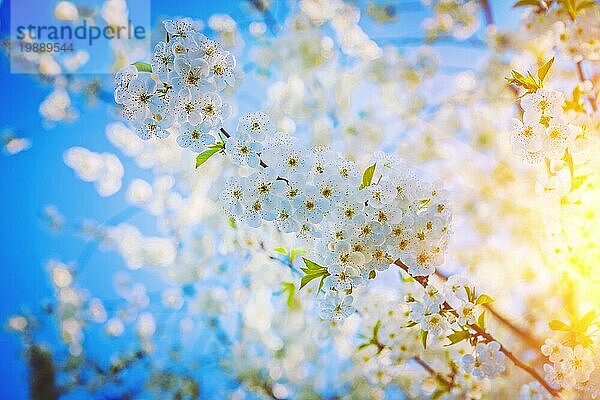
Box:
xmin=413 ymin=356 xmax=453 ymax=388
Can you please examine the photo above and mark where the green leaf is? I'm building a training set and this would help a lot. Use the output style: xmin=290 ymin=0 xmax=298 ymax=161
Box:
xmin=368 ymin=270 xmax=376 ymax=279
xmin=475 ymin=294 xmax=494 ymax=305
xmin=317 ymin=275 xmax=328 ymax=293
xmin=274 ymin=247 xmax=287 ymax=255
xmin=446 ymin=330 xmax=470 ymax=345
xmin=560 ymin=0 xmax=577 ymax=19
xmin=506 ymin=69 xmax=541 ymax=93
xmin=289 ymin=248 xmax=305 ymax=263
xmin=549 ymin=319 xmax=571 ymax=331
xmin=537 ymin=57 xmax=555 ymax=84
xmin=228 ymin=217 xmax=236 ymax=229
xmin=373 ymin=320 xmax=382 ymax=338
xmin=195 ymin=143 xmax=224 ymax=168
xmin=477 ymin=311 xmax=486 ymax=331
xmin=577 ymin=0 xmax=596 ymax=11
xmin=281 ymin=282 xmax=296 ymax=308
xmin=512 ymin=0 xmax=542 ymax=7
xmin=300 ymin=273 xmax=322 ymax=289
xmin=302 ymin=257 xmax=325 ymax=271
xmin=419 ymin=329 xmax=429 ymax=349
xmin=576 ymin=310 xmax=597 ymax=332
xmin=299 ymin=258 xmax=330 ymax=290
xmin=464 ymin=286 xmax=475 ymax=303
xmin=431 ymin=388 xmax=447 ymax=400
xmin=358 ymin=342 xmax=372 ymax=351
xmin=359 ymin=163 xmax=377 ymax=190
xmin=570 ymin=175 xmax=587 ymax=190
xmin=132 ymin=61 xmax=152 ymax=73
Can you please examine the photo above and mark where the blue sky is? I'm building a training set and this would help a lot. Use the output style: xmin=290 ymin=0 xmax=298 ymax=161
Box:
xmin=0 ymin=1 xmax=519 ymax=398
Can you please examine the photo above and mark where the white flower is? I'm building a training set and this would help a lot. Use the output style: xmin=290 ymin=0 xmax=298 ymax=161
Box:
xmin=353 ymin=214 xmax=389 ymax=246
xmin=244 ymin=169 xmax=278 ymax=203
xmin=402 ymin=242 xmax=443 ymax=276
xmin=150 ymin=41 xmax=173 ymax=81
xmin=385 ymin=217 xmax=415 ymax=259
xmin=237 ymin=112 xmax=275 ymax=141
xmin=292 ymin=186 xmax=329 ymax=224
xmin=161 ymin=288 xmax=184 ymax=310
xmin=114 ymin=65 xmax=138 ymax=104
xmin=422 ymin=285 xmax=445 ymax=309
xmin=176 ymin=87 xmax=205 ymax=125
xmin=272 ymin=199 xmax=300 ymax=233
xmin=136 ymin=117 xmax=171 ymax=140
xmin=326 ymin=240 xmax=367 ymax=269
xmin=331 ymin=196 xmax=365 ymax=224
xmin=272 ymin=144 xmax=312 ymax=177
xmin=314 ymin=174 xmax=345 ymax=202
xmin=443 ymin=276 xmax=473 ymax=307
xmin=163 ymin=18 xmax=196 ymax=39
xmin=136 ymin=312 xmax=156 ymax=338
xmin=519 ymin=381 xmax=551 ymax=400
xmin=122 ymin=74 xmax=156 ymax=121
xmin=421 ymin=312 xmax=449 ymax=338
xmin=561 ymin=345 xmax=594 ymax=383
xmin=176 ymin=123 xmax=215 ymax=152
xmin=367 ymin=181 xmax=396 ymax=209
xmin=106 ymin=317 xmax=125 ymax=337
xmin=335 ymin=158 xmax=361 ymax=186
xmin=521 ymin=89 xmax=565 ymax=119
xmin=512 ymin=146 xmax=544 ymax=164
xmin=220 ymin=176 xmax=246 ymax=216
xmin=192 ymin=33 xmax=226 ymax=63
xmin=209 ymin=53 xmax=236 ymax=89
xmin=544 ymin=362 xmax=575 ymax=390
xmin=456 ymin=301 xmax=481 ymax=325
xmin=545 ymin=119 xmax=575 ymax=157
xmin=324 ymin=264 xmax=361 ymax=291
xmin=198 ymin=92 xmax=230 ymax=129
xmin=319 ymin=295 xmax=354 ymax=320
xmin=226 ymin=134 xmax=262 ymax=168
xmin=462 ymin=341 xmax=506 ymax=379
xmin=541 ymin=339 xmax=568 ymax=364
xmin=171 ymin=56 xmax=209 ymax=91
xmin=511 ymin=118 xmax=545 ymax=152
xmin=366 ymin=247 xmax=394 ymax=271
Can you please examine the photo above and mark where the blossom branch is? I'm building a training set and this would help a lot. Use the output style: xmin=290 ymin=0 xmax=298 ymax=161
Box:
xmin=394 ymin=260 xmax=562 ymax=399
xmin=432 ymin=269 xmax=544 ymax=350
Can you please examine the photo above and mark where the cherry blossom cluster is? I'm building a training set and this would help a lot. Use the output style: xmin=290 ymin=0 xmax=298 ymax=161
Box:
xmin=114 ymin=19 xmax=235 ymax=148
xmin=510 ymin=88 xmax=578 ymax=163
xmin=405 ymin=275 xmax=506 ymax=379
xmin=220 ymin=112 xmax=452 ymax=319
xmin=540 ymin=339 xmax=599 ymax=398
xmin=522 ymin=4 xmax=600 ymax=63
xmin=422 ymin=0 xmax=481 ymax=41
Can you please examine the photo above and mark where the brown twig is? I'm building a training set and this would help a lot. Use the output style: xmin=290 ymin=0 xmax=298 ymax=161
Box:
xmin=479 ymin=0 xmax=494 ymax=26
xmin=413 ymin=356 xmax=453 ymax=388
xmin=220 ymin=127 xmax=231 ymax=138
